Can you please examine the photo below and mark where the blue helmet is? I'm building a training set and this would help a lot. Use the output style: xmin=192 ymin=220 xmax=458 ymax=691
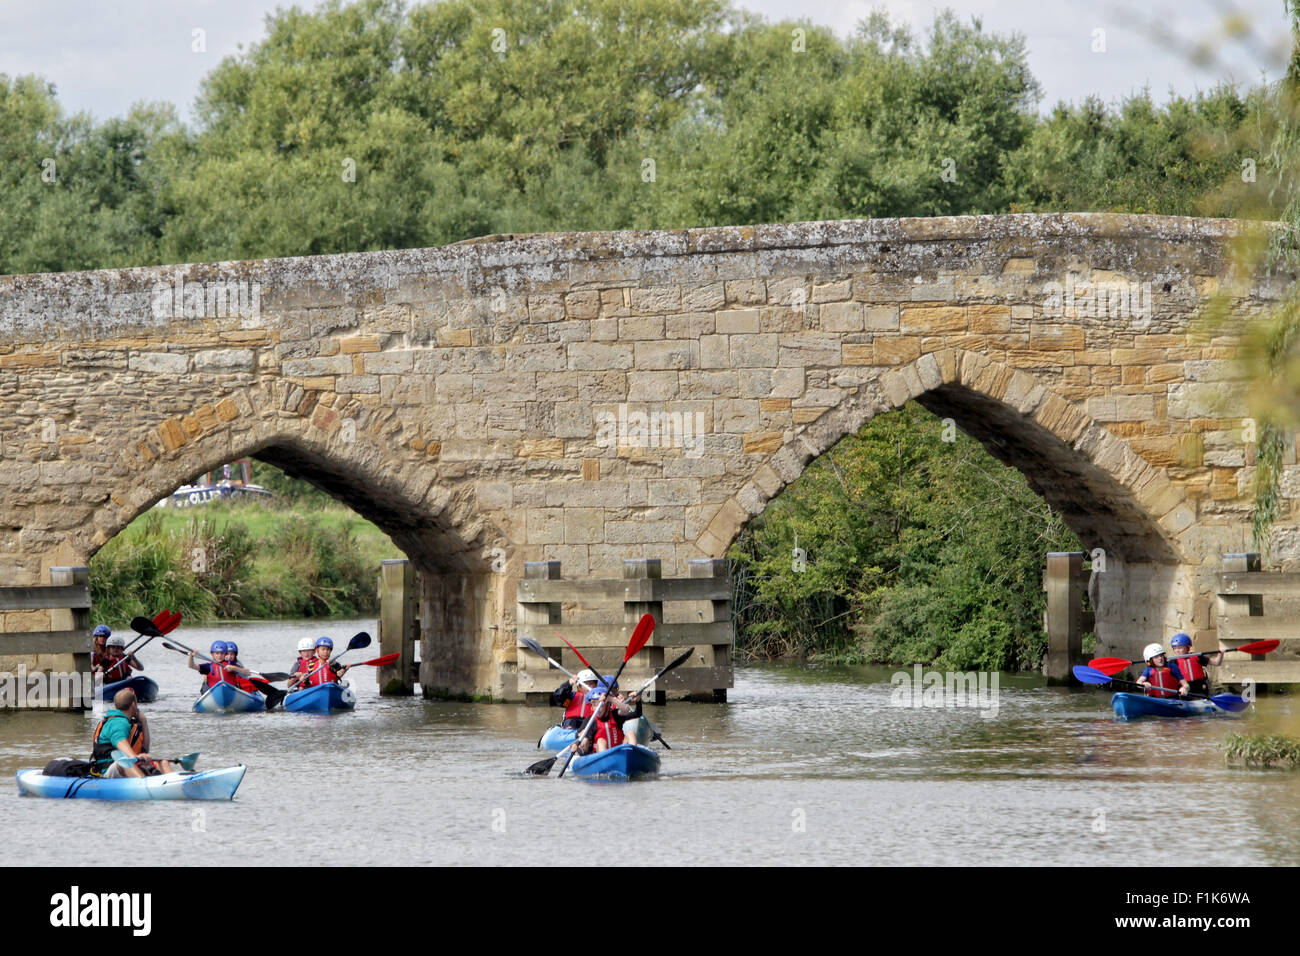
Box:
xmin=225 ymin=641 xmax=239 ymax=656
xmin=92 ymin=625 xmax=111 ymax=638
xmin=314 ymin=636 xmax=334 ymax=649
xmin=210 ymin=640 xmax=229 ymax=654
xmin=1170 ymin=632 xmax=1192 ymax=648
xmin=584 ymin=677 xmax=619 ymax=704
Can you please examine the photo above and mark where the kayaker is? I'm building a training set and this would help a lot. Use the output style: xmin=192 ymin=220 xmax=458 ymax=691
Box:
xmin=91 ymin=688 xmax=177 ymax=778
xmin=100 ymin=634 xmax=143 ymax=681
xmin=1135 ymin=643 xmax=1189 ymax=699
xmin=286 ymin=637 xmax=316 ymax=689
xmin=572 ymin=679 xmax=650 ymax=755
xmin=189 ymin=641 xmax=260 ymax=690
xmin=551 ymin=668 xmax=598 ymax=730
xmin=1169 ymin=632 xmax=1223 ymax=698
xmin=90 ymin=624 xmax=110 ymax=671
xmin=301 ymin=636 xmax=351 ymax=686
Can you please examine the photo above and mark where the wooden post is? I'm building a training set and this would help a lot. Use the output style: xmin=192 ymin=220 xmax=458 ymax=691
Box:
xmin=517 ymin=561 xmax=562 ymax=705
xmin=1219 ymin=553 xmax=1264 ymax=683
xmin=688 ymin=558 xmax=731 ymax=703
xmin=621 ymin=558 xmax=663 ymax=697
xmin=378 ymin=559 xmax=417 ymax=696
xmin=1045 ymin=552 xmax=1085 ymax=685
xmin=49 ymin=566 xmax=91 ymax=710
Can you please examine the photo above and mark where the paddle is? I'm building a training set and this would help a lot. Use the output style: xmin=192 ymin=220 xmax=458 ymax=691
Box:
xmin=1087 ymin=640 xmax=1279 ymax=677
xmin=626 ymin=647 xmax=695 ymax=750
xmin=330 ymin=632 xmax=372 ymax=663
xmin=356 ymin=652 xmax=399 ymax=667
xmin=556 ymin=614 xmax=655 ymax=779
xmin=162 ymin=640 xmax=288 ymax=710
xmin=103 ymin=611 xmax=182 ymax=680
xmin=1072 ymin=665 xmax=1250 ymax=712
xmin=112 ymin=749 xmax=199 ymax=772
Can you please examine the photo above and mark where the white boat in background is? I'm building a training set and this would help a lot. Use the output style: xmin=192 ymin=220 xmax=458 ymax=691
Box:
xmin=154 ymin=459 xmax=275 ymax=508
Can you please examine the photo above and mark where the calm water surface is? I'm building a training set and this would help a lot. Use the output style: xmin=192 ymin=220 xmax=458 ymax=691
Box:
xmin=3 ymin=619 xmax=1299 ymax=865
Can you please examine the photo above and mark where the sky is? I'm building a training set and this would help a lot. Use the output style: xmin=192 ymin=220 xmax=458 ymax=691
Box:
xmin=0 ymin=0 xmax=1291 ymax=125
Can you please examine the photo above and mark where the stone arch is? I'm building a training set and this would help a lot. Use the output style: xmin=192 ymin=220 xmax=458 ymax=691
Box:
xmin=702 ymin=348 xmax=1191 ymax=566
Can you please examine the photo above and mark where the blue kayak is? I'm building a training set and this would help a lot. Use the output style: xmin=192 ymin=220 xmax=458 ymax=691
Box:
xmin=16 ymin=765 xmax=246 ymax=801
xmin=101 ymin=675 xmax=158 ymax=703
xmin=1111 ymin=692 xmax=1228 ymax=719
xmin=193 ymin=681 xmax=265 ymax=713
xmin=540 ymin=725 xmax=578 ymax=751
xmin=283 ymin=682 xmax=355 ymax=713
xmin=568 ymin=744 xmax=661 ymax=780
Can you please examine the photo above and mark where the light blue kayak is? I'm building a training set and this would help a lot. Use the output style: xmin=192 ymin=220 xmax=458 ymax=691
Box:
xmin=193 ymin=681 xmax=265 ymax=713
xmin=16 ymin=765 xmax=246 ymax=801
xmin=568 ymin=744 xmax=660 ymax=780
xmin=283 ymin=682 xmax=355 ymax=713
xmin=102 ymin=675 xmax=159 ymax=703
xmin=540 ymin=725 xmax=578 ymax=751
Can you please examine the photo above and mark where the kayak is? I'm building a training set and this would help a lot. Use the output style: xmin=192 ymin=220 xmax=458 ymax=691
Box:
xmin=540 ymin=725 xmax=578 ymax=751
xmin=16 ymin=765 xmax=246 ymax=801
xmin=283 ymin=682 xmax=355 ymax=713
xmin=1111 ymin=692 xmax=1228 ymax=719
xmin=568 ymin=744 xmax=660 ymax=780
xmin=193 ymin=682 xmax=265 ymax=713
xmin=101 ymin=675 xmax=159 ymax=704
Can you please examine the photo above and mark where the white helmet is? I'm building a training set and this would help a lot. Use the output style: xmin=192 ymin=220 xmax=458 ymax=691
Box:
xmin=1143 ymin=643 xmax=1165 ymax=662
xmin=575 ymin=669 xmax=597 ymax=685
xmin=297 ymin=637 xmax=315 ymax=651
xmin=106 ymin=635 xmax=126 ymax=648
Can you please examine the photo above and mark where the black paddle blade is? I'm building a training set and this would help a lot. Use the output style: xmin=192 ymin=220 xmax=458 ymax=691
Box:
xmin=520 ymin=636 xmax=548 ymax=659
xmin=652 ymin=733 xmax=671 ymax=750
xmin=525 ymin=757 xmax=558 ymax=776
xmin=348 ymin=632 xmax=372 ymax=651
xmin=130 ymin=615 xmax=164 ymax=638
xmin=257 ymin=672 xmax=291 ymax=682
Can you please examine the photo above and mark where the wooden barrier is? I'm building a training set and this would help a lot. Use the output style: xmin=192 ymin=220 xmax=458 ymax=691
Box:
xmin=516 ymin=557 xmax=734 ymax=703
xmin=1043 ymin=552 xmax=1095 ymax=684
xmin=0 ymin=566 xmax=93 ymax=709
xmin=1216 ymin=552 xmax=1300 ymax=685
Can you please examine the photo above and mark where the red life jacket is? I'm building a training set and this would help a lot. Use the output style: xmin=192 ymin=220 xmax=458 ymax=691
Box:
xmin=592 ymin=712 xmax=624 ymax=749
xmin=1179 ymin=655 xmax=1207 ymax=682
xmin=304 ymin=658 xmax=336 ymax=687
xmin=102 ymin=654 xmax=134 ymax=680
xmin=206 ymin=661 xmax=235 ymax=688
xmin=227 ymin=660 xmax=258 ymax=693
xmin=1145 ymin=665 xmax=1181 ymax=698
xmin=563 ymin=688 xmax=593 ymax=722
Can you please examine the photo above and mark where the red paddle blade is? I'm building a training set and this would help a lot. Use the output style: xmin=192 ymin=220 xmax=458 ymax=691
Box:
xmin=1236 ymin=639 xmax=1279 ymax=655
xmin=360 ymin=653 xmax=400 ymax=667
xmin=160 ymin=611 xmax=182 ymax=634
xmin=1088 ymin=657 xmax=1134 ymax=676
xmin=152 ymin=610 xmax=170 ymax=628
xmin=624 ymin=613 xmax=656 ymax=662
xmin=554 ymin=631 xmax=594 ymax=669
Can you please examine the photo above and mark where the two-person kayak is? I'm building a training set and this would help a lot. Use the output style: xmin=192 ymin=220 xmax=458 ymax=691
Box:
xmin=193 ymin=682 xmax=265 ymax=713
xmin=283 ymin=682 xmax=355 ymax=713
xmin=1111 ymin=692 xmax=1235 ymax=720
xmin=16 ymin=765 xmax=246 ymax=801
xmin=101 ymin=675 xmax=159 ymax=703
xmin=566 ymin=744 xmax=660 ymax=780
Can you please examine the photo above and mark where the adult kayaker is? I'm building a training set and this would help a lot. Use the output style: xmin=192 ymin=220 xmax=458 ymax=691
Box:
xmin=301 ymin=636 xmax=351 ymax=687
xmin=551 ymin=668 xmax=598 ymax=730
xmin=1169 ymin=632 xmax=1223 ymax=698
xmin=100 ymin=634 xmax=143 ymax=682
xmin=1134 ymin=643 xmax=1189 ymax=699
xmin=189 ymin=641 xmax=260 ymax=691
xmin=91 ymin=688 xmax=176 ymax=778
xmin=572 ymin=679 xmax=651 ymax=755
xmin=90 ymin=624 xmax=110 ymax=672
xmin=286 ymin=637 xmax=316 ymax=689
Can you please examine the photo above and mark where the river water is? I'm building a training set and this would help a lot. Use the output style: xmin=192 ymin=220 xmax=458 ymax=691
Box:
xmin=3 ymin=618 xmax=1299 ymax=866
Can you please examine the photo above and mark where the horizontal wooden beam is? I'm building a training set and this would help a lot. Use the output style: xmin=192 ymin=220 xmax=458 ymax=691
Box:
xmin=1217 ymin=617 xmax=1300 ymax=641
xmin=0 ymin=630 xmax=92 ymax=654
xmin=0 ymin=585 xmax=91 ymax=612
xmin=517 ymin=578 xmax=730 ymax=604
xmin=516 ymin=621 xmax=732 ymax=648
xmin=1217 ymin=572 xmax=1300 ymax=596
xmin=1218 ymin=660 xmax=1300 ymax=683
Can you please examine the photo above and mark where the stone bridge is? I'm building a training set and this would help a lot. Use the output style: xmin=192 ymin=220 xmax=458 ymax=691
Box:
xmin=0 ymin=213 xmax=1291 ymax=698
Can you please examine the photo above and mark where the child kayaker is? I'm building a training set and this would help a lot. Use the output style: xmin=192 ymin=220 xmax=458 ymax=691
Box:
xmin=551 ymin=668 xmax=598 ymax=730
xmin=286 ymin=637 xmax=316 ymax=689
xmin=1169 ymin=632 xmax=1223 ymax=698
xmin=1135 ymin=643 xmax=1189 ymax=699
xmin=572 ymin=679 xmax=649 ymax=755
xmin=301 ymin=636 xmax=350 ymax=687
xmin=91 ymin=624 xmax=110 ymax=672
xmin=91 ymin=688 xmax=176 ymax=778
xmin=189 ymin=641 xmax=259 ymax=691
xmin=100 ymin=634 xmax=142 ymax=682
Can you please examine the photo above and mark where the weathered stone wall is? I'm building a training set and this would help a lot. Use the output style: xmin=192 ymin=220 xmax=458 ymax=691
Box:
xmin=0 ymin=212 xmax=1290 ymax=696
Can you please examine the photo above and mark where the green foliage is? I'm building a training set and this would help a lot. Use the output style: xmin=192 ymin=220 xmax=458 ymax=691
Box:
xmin=1223 ymin=732 xmax=1300 ymax=768
xmin=730 ymin=404 xmax=1082 ymax=669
